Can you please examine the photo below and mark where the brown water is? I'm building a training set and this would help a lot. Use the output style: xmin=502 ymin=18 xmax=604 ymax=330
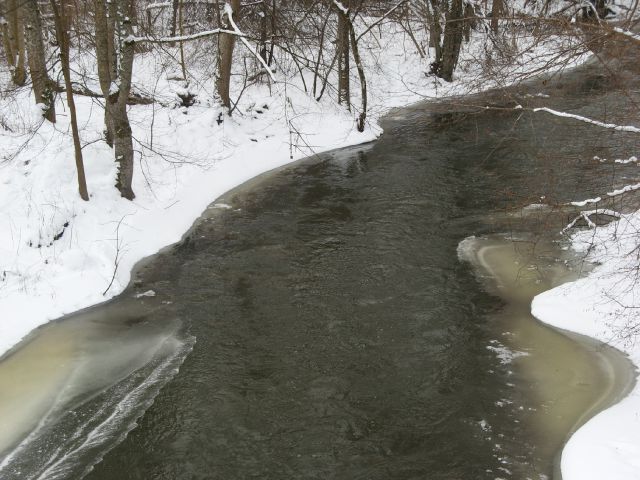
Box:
xmin=0 ymin=51 xmax=639 ymax=479
xmin=459 ymin=235 xmax=635 ymax=479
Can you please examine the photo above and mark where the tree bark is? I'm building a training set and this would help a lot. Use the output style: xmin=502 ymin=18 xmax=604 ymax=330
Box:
xmin=94 ymin=0 xmax=136 ymax=200
xmin=336 ymin=5 xmax=350 ymax=109
xmin=217 ymin=0 xmax=241 ymax=111
xmin=94 ymin=0 xmax=115 ymax=145
xmin=23 ymin=0 xmax=55 ymax=122
xmin=5 ymin=0 xmax=27 ymax=85
xmin=0 ymin=1 xmax=15 ymax=71
xmin=463 ymin=2 xmax=475 ymax=42
xmin=429 ymin=0 xmax=443 ymax=58
xmin=491 ymin=0 xmax=502 ymax=34
xmin=171 ymin=0 xmax=179 ymax=36
xmin=348 ymin=19 xmax=366 ymax=131
xmin=50 ymin=0 xmax=89 ymax=200
xmin=111 ymin=0 xmax=136 ymax=200
xmin=438 ymin=0 xmax=464 ymax=81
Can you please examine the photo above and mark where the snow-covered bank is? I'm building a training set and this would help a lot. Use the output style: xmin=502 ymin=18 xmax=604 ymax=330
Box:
xmin=0 ymin=20 xmax=586 ymax=361
xmin=533 ymin=211 xmax=640 ymax=479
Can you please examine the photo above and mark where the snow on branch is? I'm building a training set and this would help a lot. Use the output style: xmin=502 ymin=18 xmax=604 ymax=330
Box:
xmin=562 ymin=209 xmax=622 ymax=234
xmin=333 ymin=0 xmax=350 ymax=15
xmin=533 ymin=107 xmax=640 ymax=133
xmin=570 ymin=196 xmax=601 ymax=207
xmin=608 ymin=182 xmax=640 ymax=197
xmin=612 ymin=27 xmax=640 ymax=43
xmin=129 ymin=28 xmax=242 ymax=44
xmin=224 ymin=3 xmax=276 ymax=82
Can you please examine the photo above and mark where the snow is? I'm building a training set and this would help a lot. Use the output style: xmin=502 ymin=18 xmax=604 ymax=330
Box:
xmin=1 ymin=9 xmax=637 ymax=480
xmin=134 ymin=290 xmax=156 ymax=298
xmin=570 ymin=196 xmax=601 ymax=206
xmin=487 ymin=340 xmax=530 ymax=364
xmin=0 ymin=19 xmax=581 ymax=361
xmin=613 ymin=27 xmax=640 ymax=43
xmin=615 ymin=155 xmax=638 ymax=164
xmin=533 ymin=208 xmax=640 ymax=480
xmin=533 ymin=107 xmax=640 ymax=133
xmin=608 ymin=182 xmax=640 ymax=197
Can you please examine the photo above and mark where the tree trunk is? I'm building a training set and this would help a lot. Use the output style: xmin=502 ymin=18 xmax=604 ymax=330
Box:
xmin=427 ymin=0 xmax=443 ymax=73
xmin=94 ymin=0 xmax=115 ymax=146
xmin=312 ymin=12 xmax=330 ymax=97
xmin=112 ymin=0 xmax=136 ymax=200
xmin=178 ymin=0 xmax=186 ymax=79
xmin=0 ymin=1 xmax=15 ymax=70
xmin=491 ymin=0 xmax=502 ymax=34
xmin=217 ymin=0 xmax=241 ymax=111
xmin=348 ymin=20 xmax=366 ymax=131
xmin=50 ymin=0 xmax=89 ymax=200
xmin=336 ymin=6 xmax=350 ymax=109
xmin=5 ymin=0 xmax=27 ymax=85
xmin=259 ymin=0 xmax=268 ymax=63
xmin=438 ymin=0 xmax=464 ymax=81
xmin=94 ymin=0 xmax=136 ymax=200
xmin=23 ymin=0 xmax=55 ymax=122
xmin=171 ymin=0 xmax=179 ymax=36
xmin=463 ymin=2 xmax=475 ymax=42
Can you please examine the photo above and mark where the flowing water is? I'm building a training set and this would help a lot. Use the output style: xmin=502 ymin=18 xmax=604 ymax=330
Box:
xmin=1 ymin=51 xmax=640 ymax=479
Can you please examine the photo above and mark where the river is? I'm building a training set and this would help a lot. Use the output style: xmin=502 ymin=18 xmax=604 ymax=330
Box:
xmin=0 ymin=50 xmax=639 ymax=479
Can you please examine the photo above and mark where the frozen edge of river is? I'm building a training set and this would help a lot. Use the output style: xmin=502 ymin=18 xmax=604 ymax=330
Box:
xmin=533 ymin=212 xmax=640 ymax=480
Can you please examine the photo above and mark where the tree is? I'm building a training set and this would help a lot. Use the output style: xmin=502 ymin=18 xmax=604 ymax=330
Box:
xmin=437 ymin=0 xmax=464 ymax=81
xmin=0 ymin=0 xmax=27 ymax=85
xmin=217 ymin=0 xmax=242 ymax=110
xmin=49 ymin=0 xmax=88 ymax=200
xmin=94 ymin=0 xmax=137 ymax=200
xmin=23 ymin=0 xmax=55 ymax=122
xmin=335 ymin=0 xmax=350 ymax=109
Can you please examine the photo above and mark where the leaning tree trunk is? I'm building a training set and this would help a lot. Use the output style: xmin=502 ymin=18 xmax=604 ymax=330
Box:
xmin=438 ymin=0 xmax=464 ymax=81
xmin=336 ymin=5 xmax=350 ymax=109
xmin=348 ymin=20 xmax=366 ymax=131
xmin=23 ymin=0 xmax=55 ymax=122
xmin=217 ymin=0 xmax=241 ymax=111
xmin=50 ymin=0 xmax=88 ymax=200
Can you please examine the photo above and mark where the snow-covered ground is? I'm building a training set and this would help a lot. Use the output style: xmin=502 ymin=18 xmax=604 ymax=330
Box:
xmin=0 ymin=20 xmax=583 ymax=359
xmin=533 ymin=209 xmax=640 ymax=480
xmin=0 ymin=10 xmax=634 ymax=480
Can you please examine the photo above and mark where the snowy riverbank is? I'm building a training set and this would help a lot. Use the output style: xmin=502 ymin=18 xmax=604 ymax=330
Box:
xmin=0 ymin=21 xmax=584 ymax=359
xmin=533 ymin=210 xmax=640 ymax=480
xmin=1 ymin=14 xmax=634 ymax=480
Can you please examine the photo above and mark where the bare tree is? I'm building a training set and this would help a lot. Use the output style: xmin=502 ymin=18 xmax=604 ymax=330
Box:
xmin=50 ymin=0 xmax=88 ymax=200
xmin=335 ymin=0 xmax=351 ymax=108
xmin=23 ymin=0 xmax=55 ymax=122
xmin=0 ymin=0 xmax=27 ymax=85
xmin=491 ymin=0 xmax=503 ymax=33
xmin=217 ymin=0 xmax=242 ymax=110
xmin=438 ymin=0 xmax=464 ymax=81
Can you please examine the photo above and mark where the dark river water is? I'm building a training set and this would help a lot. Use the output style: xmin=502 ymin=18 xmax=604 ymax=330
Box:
xmin=1 ymin=48 xmax=639 ymax=480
